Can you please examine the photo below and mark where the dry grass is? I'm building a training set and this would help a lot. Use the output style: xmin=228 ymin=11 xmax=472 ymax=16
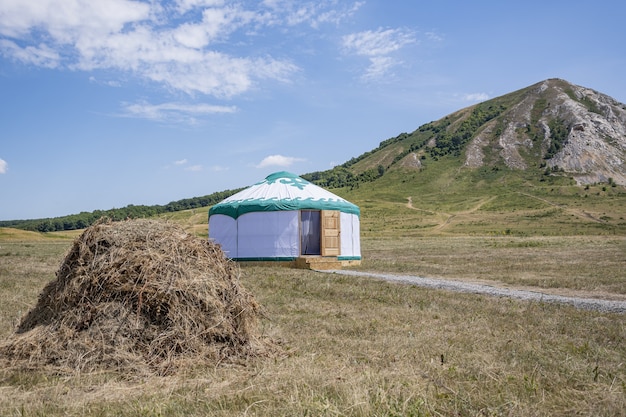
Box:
xmin=0 ymin=229 xmax=625 ymax=416
xmin=0 ymin=240 xmax=69 ymax=337
xmin=356 ymin=235 xmax=626 ymax=298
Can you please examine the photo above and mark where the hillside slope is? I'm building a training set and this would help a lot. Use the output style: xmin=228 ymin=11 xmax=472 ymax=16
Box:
xmin=306 ymin=79 xmax=626 ymax=236
xmin=310 ymin=78 xmax=625 ymax=187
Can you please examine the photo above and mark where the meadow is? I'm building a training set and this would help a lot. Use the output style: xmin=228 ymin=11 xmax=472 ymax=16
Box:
xmin=1 ymin=226 xmax=624 ymax=416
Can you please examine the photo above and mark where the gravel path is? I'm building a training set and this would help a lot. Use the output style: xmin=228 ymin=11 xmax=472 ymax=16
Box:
xmin=324 ymin=270 xmax=626 ymax=314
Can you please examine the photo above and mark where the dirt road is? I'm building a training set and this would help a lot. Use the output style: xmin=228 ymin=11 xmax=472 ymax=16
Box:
xmin=324 ymin=270 xmax=626 ymax=313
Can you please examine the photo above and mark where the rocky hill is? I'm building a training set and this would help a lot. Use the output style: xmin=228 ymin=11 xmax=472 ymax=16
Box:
xmin=310 ymin=78 xmax=626 ymax=188
xmin=464 ymin=78 xmax=626 ymax=185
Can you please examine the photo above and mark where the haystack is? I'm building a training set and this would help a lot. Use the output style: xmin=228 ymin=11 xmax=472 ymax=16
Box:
xmin=0 ymin=218 xmax=272 ymax=375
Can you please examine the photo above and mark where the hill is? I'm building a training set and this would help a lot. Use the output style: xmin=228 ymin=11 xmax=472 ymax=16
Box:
xmin=305 ymin=78 xmax=626 ymax=187
xmin=304 ymin=78 xmax=626 ymax=236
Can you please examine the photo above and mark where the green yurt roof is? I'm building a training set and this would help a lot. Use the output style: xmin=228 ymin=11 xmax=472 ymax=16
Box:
xmin=208 ymin=171 xmax=360 ymax=219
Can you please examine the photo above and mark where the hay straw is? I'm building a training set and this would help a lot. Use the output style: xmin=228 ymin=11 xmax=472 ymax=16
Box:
xmin=0 ymin=218 xmax=274 ymax=375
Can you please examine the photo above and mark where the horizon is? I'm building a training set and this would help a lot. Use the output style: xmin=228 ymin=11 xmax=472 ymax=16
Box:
xmin=1 ymin=0 xmax=625 ymax=221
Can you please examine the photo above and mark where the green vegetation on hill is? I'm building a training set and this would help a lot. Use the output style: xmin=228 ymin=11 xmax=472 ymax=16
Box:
xmin=429 ymin=103 xmax=506 ymax=158
xmin=545 ymin=118 xmax=570 ymax=159
xmin=302 ymin=100 xmax=508 ymax=190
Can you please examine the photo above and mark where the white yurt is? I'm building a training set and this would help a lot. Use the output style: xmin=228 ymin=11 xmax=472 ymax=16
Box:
xmin=208 ymin=171 xmax=361 ymax=268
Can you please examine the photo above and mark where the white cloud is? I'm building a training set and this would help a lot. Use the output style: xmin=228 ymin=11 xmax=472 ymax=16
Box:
xmin=75 ymin=27 xmax=298 ymax=98
xmin=343 ymin=27 xmax=415 ymax=57
xmin=175 ymin=0 xmax=225 ymax=14
xmin=342 ymin=27 xmax=416 ymax=81
xmin=0 ymin=0 xmax=357 ymax=98
xmin=185 ymin=164 xmax=203 ymax=171
xmin=122 ymin=101 xmax=237 ymax=123
xmin=256 ymin=154 xmax=304 ymax=168
xmin=463 ymin=93 xmax=490 ymax=102
xmin=262 ymin=0 xmax=362 ymax=28
xmin=362 ymin=56 xmax=395 ymax=81
xmin=0 ymin=39 xmax=60 ymax=68
xmin=88 ymin=76 xmax=121 ymax=87
xmin=313 ymin=1 xmax=364 ymax=28
xmin=0 ymin=0 xmax=150 ymax=39
xmin=0 ymin=158 xmax=7 ymax=174
xmin=169 ymin=159 xmax=202 ymax=171
xmin=171 ymin=5 xmax=255 ymax=49
xmin=425 ymin=31 xmax=444 ymax=42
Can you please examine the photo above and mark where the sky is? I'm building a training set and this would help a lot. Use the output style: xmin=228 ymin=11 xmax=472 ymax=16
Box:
xmin=1 ymin=0 xmax=625 ymax=220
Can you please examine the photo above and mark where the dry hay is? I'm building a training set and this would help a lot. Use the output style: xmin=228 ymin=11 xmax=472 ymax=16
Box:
xmin=0 ymin=218 xmax=274 ymax=375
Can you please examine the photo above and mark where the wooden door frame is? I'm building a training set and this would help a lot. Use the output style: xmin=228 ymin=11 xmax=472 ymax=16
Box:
xmin=320 ymin=210 xmax=340 ymax=257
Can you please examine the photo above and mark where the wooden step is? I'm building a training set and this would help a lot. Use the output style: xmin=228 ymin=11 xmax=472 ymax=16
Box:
xmin=295 ymin=256 xmax=342 ymax=270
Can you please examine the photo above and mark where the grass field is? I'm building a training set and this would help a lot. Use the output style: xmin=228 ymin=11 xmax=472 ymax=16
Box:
xmin=3 ymin=90 xmax=626 ymax=414
xmin=356 ymin=236 xmax=626 ymax=297
xmin=1 ymin=228 xmax=625 ymax=416
xmin=349 ymin=167 xmax=626 ymax=238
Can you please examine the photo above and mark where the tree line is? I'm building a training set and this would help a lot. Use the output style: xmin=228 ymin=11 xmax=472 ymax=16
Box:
xmin=302 ymin=164 xmax=386 ymax=190
xmin=0 ymin=188 xmax=242 ymax=232
xmin=300 ymin=130 xmax=420 ymax=189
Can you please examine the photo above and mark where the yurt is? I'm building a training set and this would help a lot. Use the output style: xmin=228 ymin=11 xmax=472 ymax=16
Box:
xmin=208 ymin=171 xmax=361 ymax=269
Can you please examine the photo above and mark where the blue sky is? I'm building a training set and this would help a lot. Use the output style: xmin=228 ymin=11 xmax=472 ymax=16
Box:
xmin=1 ymin=0 xmax=625 ymax=220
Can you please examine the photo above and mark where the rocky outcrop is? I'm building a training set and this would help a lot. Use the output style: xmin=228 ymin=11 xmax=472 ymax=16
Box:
xmin=464 ymin=79 xmax=626 ymax=185
xmin=399 ymin=152 xmax=423 ymax=168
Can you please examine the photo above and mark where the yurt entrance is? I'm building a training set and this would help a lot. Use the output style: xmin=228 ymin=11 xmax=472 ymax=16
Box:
xmin=300 ymin=210 xmax=341 ymax=257
xmin=300 ymin=210 xmax=321 ymax=255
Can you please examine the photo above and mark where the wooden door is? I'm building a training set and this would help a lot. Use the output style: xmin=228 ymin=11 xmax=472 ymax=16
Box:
xmin=321 ymin=210 xmax=340 ymax=256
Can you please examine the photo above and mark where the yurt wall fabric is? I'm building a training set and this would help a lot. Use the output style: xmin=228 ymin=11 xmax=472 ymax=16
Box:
xmin=237 ymin=211 xmax=299 ymax=259
xmin=208 ymin=171 xmax=361 ymax=261
xmin=208 ymin=215 xmax=237 ymax=257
